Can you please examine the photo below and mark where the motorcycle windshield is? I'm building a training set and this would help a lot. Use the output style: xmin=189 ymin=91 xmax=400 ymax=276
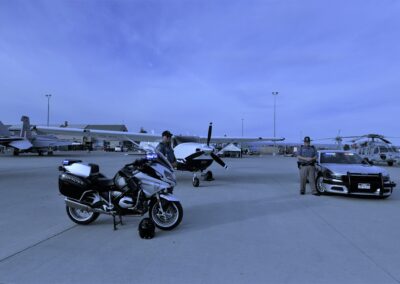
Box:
xmin=154 ymin=150 xmax=174 ymax=171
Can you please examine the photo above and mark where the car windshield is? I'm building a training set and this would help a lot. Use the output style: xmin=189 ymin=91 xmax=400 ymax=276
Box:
xmin=320 ymin=152 xmax=364 ymax=164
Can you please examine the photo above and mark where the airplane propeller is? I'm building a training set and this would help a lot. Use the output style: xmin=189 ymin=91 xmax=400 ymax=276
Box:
xmin=185 ymin=151 xmax=205 ymax=161
xmin=206 ymin=122 xmax=228 ymax=169
xmin=185 ymin=122 xmax=228 ymax=169
xmin=211 ymin=152 xmax=228 ymax=169
xmin=207 ymin=122 xmax=212 ymax=147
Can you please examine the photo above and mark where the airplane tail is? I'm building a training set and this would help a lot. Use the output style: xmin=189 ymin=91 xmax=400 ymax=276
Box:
xmin=0 ymin=121 xmax=12 ymax=137
xmin=20 ymin=116 xmax=32 ymax=139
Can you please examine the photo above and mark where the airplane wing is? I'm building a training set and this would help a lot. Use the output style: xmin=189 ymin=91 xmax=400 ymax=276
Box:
xmin=202 ymin=136 xmax=285 ymax=144
xmin=36 ymin=126 xmax=162 ymax=143
xmin=8 ymin=140 xmax=33 ymax=150
xmin=0 ymin=137 xmax=26 ymax=149
xmin=36 ymin=126 xmax=285 ymax=145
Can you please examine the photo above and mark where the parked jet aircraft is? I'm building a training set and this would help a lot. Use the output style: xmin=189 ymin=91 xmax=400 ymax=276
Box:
xmin=0 ymin=116 xmax=75 ymax=156
xmin=36 ymin=122 xmax=284 ymax=186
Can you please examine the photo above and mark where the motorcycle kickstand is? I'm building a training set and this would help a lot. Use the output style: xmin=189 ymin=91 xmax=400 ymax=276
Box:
xmin=113 ymin=214 xmax=118 ymax=231
xmin=113 ymin=214 xmax=123 ymax=231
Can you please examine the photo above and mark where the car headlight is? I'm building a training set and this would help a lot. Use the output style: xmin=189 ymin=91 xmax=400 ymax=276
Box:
xmin=383 ymin=175 xmax=391 ymax=182
xmin=325 ymin=171 xmax=343 ymax=180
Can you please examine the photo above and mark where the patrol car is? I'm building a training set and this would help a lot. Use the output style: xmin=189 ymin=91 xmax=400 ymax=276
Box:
xmin=315 ymin=150 xmax=396 ymax=198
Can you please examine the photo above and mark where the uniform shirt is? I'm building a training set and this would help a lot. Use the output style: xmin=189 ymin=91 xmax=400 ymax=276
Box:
xmin=298 ymin=145 xmax=317 ymax=160
xmin=156 ymin=142 xmax=176 ymax=164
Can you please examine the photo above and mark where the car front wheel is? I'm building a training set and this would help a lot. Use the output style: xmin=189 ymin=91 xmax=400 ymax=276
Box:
xmin=316 ymin=175 xmax=326 ymax=194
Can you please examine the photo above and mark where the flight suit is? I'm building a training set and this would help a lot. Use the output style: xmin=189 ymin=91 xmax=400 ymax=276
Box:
xmin=298 ymin=145 xmax=317 ymax=194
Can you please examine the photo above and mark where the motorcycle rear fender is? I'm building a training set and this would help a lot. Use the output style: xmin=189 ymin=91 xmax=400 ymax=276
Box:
xmin=160 ymin=193 xmax=180 ymax=202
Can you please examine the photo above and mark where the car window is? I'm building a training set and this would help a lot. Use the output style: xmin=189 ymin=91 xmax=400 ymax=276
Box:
xmin=320 ymin=152 xmax=363 ymax=164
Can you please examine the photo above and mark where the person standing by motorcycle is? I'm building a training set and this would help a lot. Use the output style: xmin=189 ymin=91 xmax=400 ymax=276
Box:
xmin=297 ymin=136 xmax=319 ymax=196
xmin=156 ymin=130 xmax=177 ymax=168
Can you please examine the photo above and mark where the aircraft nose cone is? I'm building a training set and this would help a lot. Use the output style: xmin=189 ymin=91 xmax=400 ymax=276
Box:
xmin=203 ymin=145 xmax=213 ymax=152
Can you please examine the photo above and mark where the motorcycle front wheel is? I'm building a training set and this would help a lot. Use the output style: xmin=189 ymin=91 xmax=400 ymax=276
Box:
xmin=66 ymin=206 xmax=99 ymax=225
xmin=149 ymin=200 xmax=183 ymax=231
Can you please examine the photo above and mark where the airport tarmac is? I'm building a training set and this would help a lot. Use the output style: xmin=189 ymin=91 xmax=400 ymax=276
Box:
xmin=0 ymin=151 xmax=400 ymax=284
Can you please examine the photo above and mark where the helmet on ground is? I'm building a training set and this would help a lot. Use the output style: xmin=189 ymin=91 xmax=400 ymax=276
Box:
xmin=138 ymin=218 xmax=155 ymax=239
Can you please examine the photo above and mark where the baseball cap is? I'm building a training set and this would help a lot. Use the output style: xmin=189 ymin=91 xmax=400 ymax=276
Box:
xmin=162 ymin=130 xmax=173 ymax=138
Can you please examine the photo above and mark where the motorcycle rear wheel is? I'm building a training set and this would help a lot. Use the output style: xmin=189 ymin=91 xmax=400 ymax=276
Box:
xmin=66 ymin=206 xmax=99 ymax=225
xmin=149 ymin=200 xmax=183 ymax=231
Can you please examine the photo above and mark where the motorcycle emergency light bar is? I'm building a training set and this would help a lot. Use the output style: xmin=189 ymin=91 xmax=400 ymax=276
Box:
xmin=62 ymin=160 xmax=83 ymax=166
xmin=146 ymin=153 xmax=158 ymax=161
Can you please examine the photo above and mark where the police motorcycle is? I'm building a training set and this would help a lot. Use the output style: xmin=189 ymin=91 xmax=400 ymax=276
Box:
xmin=58 ymin=151 xmax=183 ymax=231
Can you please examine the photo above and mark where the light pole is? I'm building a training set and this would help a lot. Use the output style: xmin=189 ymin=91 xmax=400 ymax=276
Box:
xmin=241 ymin=118 xmax=244 ymax=158
xmin=45 ymin=94 xmax=52 ymax=126
xmin=241 ymin=118 xmax=244 ymax=137
xmin=272 ymin=91 xmax=279 ymax=155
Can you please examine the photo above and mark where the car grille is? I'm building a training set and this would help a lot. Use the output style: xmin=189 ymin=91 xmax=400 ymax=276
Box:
xmin=345 ymin=173 xmax=384 ymax=194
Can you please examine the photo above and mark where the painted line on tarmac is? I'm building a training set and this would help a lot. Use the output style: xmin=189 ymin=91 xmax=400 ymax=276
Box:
xmin=0 ymin=225 xmax=77 ymax=264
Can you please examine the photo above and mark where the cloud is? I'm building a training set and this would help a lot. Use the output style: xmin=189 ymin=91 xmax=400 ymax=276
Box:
xmin=0 ymin=0 xmax=399 ymax=141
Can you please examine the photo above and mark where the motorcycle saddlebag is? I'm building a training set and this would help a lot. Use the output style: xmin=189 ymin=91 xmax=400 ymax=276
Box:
xmin=58 ymin=173 xmax=90 ymax=199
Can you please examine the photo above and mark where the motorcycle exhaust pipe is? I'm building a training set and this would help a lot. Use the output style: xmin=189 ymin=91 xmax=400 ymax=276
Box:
xmin=65 ymin=198 xmax=114 ymax=215
xmin=65 ymin=199 xmax=93 ymax=212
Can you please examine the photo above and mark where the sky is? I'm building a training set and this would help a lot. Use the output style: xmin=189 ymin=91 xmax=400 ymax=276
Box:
xmin=0 ymin=0 xmax=399 ymax=142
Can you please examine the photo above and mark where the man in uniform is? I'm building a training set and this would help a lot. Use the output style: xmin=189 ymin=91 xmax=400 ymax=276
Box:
xmin=156 ymin=130 xmax=177 ymax=167
xmin=297 ymin=136 xmax=319 ymax=196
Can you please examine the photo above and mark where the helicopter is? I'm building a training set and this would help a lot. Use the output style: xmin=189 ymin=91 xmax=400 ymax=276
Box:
xmin=316 ymin=133 xmax=400 ymax=166
xmin=350 ymin=134 xmax=400 ymax=167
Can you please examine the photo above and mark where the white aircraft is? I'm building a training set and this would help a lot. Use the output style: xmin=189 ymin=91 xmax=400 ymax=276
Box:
xmin=36 ymin=122 xmax=285 ymax=187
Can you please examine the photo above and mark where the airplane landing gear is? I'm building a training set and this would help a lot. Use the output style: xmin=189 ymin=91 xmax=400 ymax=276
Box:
xmin=13 ymin=150 xmax=19 ymax=156
xmin=202 ymin=171 xmax=213 ymax=181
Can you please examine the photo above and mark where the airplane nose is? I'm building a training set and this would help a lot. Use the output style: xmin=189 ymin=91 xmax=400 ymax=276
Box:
xmin=203 ymin=146 xmax=214 ymax=153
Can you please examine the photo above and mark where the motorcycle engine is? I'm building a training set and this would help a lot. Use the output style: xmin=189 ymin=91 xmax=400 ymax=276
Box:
xmin=119 ymin=196 xmax=134 ymax=209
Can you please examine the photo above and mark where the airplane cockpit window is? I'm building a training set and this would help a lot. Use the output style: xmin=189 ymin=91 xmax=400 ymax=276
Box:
xmin=379 ymin=147 xmax=388 ymax=153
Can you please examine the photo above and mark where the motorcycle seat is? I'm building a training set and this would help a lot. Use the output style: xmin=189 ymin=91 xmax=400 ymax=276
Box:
xmin=89 ymin=163 xmax=100 ymax=176
xmin=94 ymin=178 xmax=115 ymax=191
